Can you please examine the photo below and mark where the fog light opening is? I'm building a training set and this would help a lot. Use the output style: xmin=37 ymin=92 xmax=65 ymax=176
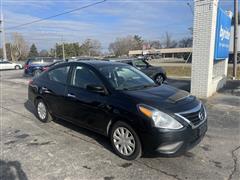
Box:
xmin=157 ymin=141 xmax=183 ymax=153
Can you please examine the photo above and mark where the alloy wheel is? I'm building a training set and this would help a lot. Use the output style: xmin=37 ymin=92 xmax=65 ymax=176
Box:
xmin=113 ymin=127 xmax=136 ymax=156
xmin=155 ymin=75 xmax=164 ymax=84
xmin=37 ymin=102 xmax=47 ymax=120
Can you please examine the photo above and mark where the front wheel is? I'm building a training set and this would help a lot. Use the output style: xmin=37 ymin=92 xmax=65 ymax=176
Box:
xmin=35 ymin=99 xmax=53 ymax=123
xmin=155 ymin=74 xmax=165 ymax=85
xmin=110 ymin=121 xmax=142 ymax=160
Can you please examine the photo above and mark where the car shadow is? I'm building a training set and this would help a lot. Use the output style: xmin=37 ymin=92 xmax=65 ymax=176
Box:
xmin=0 ymin=160 xmax=28 ymax=180
xmin=24 ymin=100 xmax=114 ymax=154
xmin=24 ymin=100 xmax=185 ymax=159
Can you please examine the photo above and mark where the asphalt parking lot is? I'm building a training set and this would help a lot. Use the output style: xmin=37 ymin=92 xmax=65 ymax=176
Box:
xmin=0 ymin=70 xmax=240 ymax=180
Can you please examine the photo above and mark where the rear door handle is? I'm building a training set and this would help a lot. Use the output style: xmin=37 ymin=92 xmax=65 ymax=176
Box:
xmin=67 ymin=93 xmax=76 ymax=98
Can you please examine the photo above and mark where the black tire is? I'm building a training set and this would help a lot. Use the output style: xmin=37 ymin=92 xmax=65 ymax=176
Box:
xmin=155 ymin=74 xmax=165 ymax=85
xmin=33 ymin=70 xmax=42 ymax=77
xmin=35 ymin=99 xmax=53 ymax=123
xmin=15 ymin=65 xmax=20 ymax=70
xmin=110 ymin=121 xmax=142 ymax=160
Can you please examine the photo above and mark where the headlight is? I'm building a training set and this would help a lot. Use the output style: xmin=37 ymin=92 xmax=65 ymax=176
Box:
xmin=138 ymin=104 xmax=183 ymax=129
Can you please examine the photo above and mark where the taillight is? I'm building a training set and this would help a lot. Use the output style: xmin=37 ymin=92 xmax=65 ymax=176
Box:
xmin=42 ymin=67 xmax=48 ymax=71
xmin=24 ymin=64 xmax=29 ymax=70
xmin=29 ymin=80 xmax=33 ymax=85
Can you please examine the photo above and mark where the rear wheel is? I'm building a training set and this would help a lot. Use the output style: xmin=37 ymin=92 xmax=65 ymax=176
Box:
xmin=15 ymin=65 xmax=20 ymax=70
xmin=155 ymin=74 xmax=165 ymax=85
xmin=35 ymin=99 xmax=52 ymax=123
xmin=110 ymin=121 xmax=142 ymax=160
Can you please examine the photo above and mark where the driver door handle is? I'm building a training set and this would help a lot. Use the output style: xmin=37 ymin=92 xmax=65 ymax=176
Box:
xmin=67 ymin=93 xmax=76 ymax=98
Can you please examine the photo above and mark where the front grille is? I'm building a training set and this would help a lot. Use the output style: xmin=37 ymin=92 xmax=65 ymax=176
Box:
xmin=176 ymin=104 xmax=206 ymax=128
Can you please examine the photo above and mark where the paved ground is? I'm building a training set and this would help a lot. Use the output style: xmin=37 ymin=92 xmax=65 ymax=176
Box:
xmin=0 ymin=70 xmax=240 ymax=180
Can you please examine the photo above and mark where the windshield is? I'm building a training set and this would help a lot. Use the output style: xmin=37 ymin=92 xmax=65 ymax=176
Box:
xmin=99 ymin=65 xmax=156 ymax=90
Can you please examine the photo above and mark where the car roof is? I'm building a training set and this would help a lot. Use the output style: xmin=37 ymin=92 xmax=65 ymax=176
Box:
xmin=46 ymin=60 xmax=65 ymax=66
xmin=58 ymin=60 xmax=128 ymax=68
xmin=108 ymin=58 xmax=144 ymax=62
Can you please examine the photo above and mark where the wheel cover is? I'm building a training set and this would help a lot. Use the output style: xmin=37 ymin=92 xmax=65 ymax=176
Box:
xmin=156 ymin=75 xmax=164 ymax=84
xmin=37 ymin=102 xmax=47 ymax=120
xmin=113 ymin=127 xmax=136 ymax=156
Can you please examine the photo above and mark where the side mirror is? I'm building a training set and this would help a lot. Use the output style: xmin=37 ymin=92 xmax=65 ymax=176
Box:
xmin=146 ymin=63 xmax=151 ymax=67
xmin=86 ymin=84 xmax=107 ymax=95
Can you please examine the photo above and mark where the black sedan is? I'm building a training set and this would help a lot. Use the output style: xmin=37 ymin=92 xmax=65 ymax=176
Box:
xmin=28 ymin=61 xmax=207 ymax=160
xmin=110 ymin=58 xmax=167 ymax=85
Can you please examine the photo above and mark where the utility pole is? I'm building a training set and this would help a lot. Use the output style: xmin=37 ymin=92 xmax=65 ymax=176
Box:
xmin=233 ymin=0 xmax=238 ymax=79
xmin=54 ymin=44 xmax=57 ymax=58
xmin=61 ymin=36 xmax=65 ymax=60
xmin=54 ymin=48 xmax=57 ymax=58
xmin=0 ymin=0 xmax=7 ymax=60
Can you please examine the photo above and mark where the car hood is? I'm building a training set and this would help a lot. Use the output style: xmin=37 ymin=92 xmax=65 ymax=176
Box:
xmin=123 ymin=84 xmax=199 ymax=112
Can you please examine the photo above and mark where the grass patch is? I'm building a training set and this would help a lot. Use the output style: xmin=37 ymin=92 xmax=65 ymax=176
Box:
xmin=162 ymin=66 xmax=240 ymax=79
xmin=227 ymin=67 xmax=240 ymax=79
xmin=163 ymin=66 xmax=191 ymax=77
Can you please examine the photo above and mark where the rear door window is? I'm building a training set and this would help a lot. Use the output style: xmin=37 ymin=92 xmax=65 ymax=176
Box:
xmin=43 ymin=58 xmax=54 ymax=63
xmin=134 ymin=60 xmax=147 ymax=68
xmin=126 ymin=61 xmax=133 ymax=66
xmin=28 ymin=59 xmax=41 ymax=65
xmin=47 ymin=66 xmax=70 ymax=84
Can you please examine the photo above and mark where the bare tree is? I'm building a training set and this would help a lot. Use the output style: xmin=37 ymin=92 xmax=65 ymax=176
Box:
xmin=109 ymin=35 xmax=144 ymax=57
xmin=148 ymin=40 xmax=162 ymax=49
xmin=133 ymin=35 xmax=144 ymax=49
xmin=163 ymin=32 xmax=177 ymax=48
xmin=178 ymin=37 xmax=193 ymax=48
xmin=10 ymin=33 xmax=28 ymax=61
xmin=80 ymin=39 xmax=101 ymax=56
xmin=109 ymin=36 xmax=131 ymax=57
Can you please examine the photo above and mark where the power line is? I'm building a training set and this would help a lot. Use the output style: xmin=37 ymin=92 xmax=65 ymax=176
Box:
xmin=6 ymin=0 xmax=107 ymax=30
xmin=187 ymin=2 xmax=194 ymax=16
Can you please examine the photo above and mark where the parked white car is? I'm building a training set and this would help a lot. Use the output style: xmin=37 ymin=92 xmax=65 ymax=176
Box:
xmin=0 ymin=61 xmax=23 ymax=70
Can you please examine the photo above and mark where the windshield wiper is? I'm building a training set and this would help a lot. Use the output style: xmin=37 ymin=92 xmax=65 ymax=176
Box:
xmin=122 ymin=84 xmax=157 ymax=91
xmin=143 ymin=84 xmax=158 ymax=88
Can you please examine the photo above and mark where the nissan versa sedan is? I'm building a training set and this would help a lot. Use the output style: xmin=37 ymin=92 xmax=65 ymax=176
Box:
xmin=28 ymin=61 xmax=207 ymax=160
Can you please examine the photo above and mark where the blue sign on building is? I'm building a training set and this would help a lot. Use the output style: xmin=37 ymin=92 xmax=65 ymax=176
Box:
xmin=214 ymin=8 xmax=232 ymax=61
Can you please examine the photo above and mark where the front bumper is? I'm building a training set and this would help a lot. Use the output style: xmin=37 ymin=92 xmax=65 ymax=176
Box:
xmin=140 ymin=120 xmax=207 ymax=156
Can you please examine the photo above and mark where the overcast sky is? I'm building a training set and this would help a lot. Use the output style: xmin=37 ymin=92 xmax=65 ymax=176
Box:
xmin=1 ymin=0 xmax=238 ymax=51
